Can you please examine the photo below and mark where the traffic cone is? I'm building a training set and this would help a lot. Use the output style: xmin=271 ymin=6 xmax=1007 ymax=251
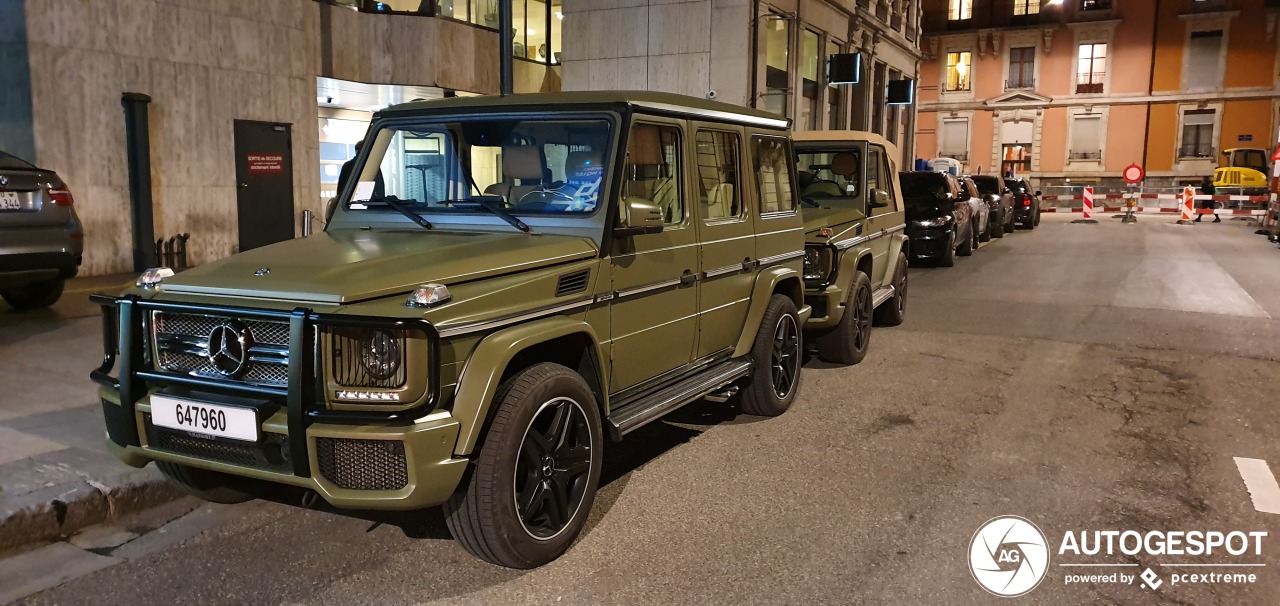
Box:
xmin=1177 ymin=186 xmax=1195 ymax=225
xmin=1072 ymin=186 xmax=1098 ymax=224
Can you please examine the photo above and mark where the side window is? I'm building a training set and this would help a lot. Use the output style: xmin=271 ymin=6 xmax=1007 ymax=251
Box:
xmin=623 ymin=123 xmax=684 ymax=225
xmin=694 ymin=130 xmax=743 ymax=220
xmin=867 ymin=145 xmax=897 ymax=216
xmin=753 ymin=136 xmax=797 ymax=214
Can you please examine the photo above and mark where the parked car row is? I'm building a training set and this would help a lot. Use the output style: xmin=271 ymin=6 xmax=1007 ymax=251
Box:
xmin=88 ymin=93 xmax=940 ymax=569
xmin=899 ymin=170 xmax=1040 ymax=266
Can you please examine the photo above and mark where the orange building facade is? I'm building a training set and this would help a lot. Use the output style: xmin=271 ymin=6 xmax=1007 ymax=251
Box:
xmin=914 ymin=0 xmax=1280 ymax=191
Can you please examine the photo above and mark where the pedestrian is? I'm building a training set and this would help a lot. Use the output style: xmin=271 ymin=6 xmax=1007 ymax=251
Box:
xmin=1195 ymin=175 xmax=1219 ymax=223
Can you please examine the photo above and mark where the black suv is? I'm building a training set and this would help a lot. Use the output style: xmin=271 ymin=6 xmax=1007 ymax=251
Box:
xmin=901 ymin=171 xmax=974 ymax=267
xmin=1004 ymin=178 xmax=1040 ymax=230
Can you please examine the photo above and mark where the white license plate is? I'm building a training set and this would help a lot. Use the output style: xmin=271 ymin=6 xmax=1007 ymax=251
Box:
xmin=150 ymin=395 xmax=260 ymax=442
xmin=0 ymin=192 xmax=20 ymax=210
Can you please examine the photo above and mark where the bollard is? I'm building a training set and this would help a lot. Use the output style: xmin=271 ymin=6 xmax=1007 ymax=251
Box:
xmin=1177 ymin=186 xmax=1195 ymax=225
xmin=1072 ymin=186 xmax=1098 ymax=224
xmin=175 ymin=233 xmax=190 ymax=269
xmin=302 ymin=209 xmax=314 ymax=237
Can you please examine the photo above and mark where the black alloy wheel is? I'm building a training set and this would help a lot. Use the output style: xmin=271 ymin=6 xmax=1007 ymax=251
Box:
xmin=515 ymin=397 xmax=593 ymax=540
xmin=771 ymin=312 xmax=801 ymax=399
xmin=850 ymin=281 xmax=872 ymax=356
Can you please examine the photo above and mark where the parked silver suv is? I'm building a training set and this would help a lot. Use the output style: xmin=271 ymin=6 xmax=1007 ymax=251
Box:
xmin=0 ymin=151 xmax=82 ymax=309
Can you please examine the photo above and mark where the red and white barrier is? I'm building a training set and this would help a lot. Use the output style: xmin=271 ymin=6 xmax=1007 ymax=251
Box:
xmin=1082 ymin=187 xmax=1094 ymax=220
xmin=1179 ymin=186 xmax=1195 ymax=223
xmin=1038 ymin=191 xmax=1273 ymax=217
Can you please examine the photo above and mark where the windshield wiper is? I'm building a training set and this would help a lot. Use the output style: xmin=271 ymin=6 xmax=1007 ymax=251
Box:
xmin=446 ymin=196 xmax=532 ymax=233
xmin=358 ymin=195 xmax=433 ymax=229
xmin=800 ymin=195 xmax=821 ymax=208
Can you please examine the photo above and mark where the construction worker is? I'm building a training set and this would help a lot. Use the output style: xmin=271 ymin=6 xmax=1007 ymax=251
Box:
xmin=1195 ymin=175 xmax=1220 ymax=223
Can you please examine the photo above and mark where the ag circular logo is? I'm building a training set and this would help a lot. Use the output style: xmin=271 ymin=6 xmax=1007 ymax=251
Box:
xmin=969 ymin=516 xmax=1050 ymax=597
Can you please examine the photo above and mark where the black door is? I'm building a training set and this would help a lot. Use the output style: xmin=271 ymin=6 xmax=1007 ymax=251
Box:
xmin=233 ymin=120 xmax=294 ymax=252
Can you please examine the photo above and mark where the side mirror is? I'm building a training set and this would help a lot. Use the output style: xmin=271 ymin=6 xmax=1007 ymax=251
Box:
xmin=324 ymin=197 xmax=339 ymax=223
xmin=870 ymin=189 xmax=891 ymax=208
xmin=1034 ymin=190 xmax=1042 ymax=197
xmin=615 ymin=197 xmax=664 ymax=237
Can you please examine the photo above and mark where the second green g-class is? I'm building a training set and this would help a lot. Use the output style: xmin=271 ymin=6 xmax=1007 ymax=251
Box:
xmin=90 ymin=92 xmax=809 ymax=568
xmin=794 ymin=131 xmax=909 ymax=364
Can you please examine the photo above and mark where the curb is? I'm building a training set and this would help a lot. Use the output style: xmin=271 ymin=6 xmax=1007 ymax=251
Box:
xmin=0 ymin=467 xmax=180 ymax=553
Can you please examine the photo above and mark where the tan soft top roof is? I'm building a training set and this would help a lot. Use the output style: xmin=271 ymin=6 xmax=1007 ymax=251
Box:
xmin=793 ymin=130 xmax=903 ymax=166
xmin=380 ymin=91 xmax=791 ymax=130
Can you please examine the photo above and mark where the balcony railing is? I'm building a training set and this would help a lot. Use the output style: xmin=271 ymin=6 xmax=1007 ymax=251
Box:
xmin=1006 ymin=78 xmax=1036 ymax=90
xmin=1075 ymin=73 xmax=1104 ymax=94
xmin=1069 ymin=150 xmax=1102 ymax=161
xmin=922 ymin=8 xmax=1054 ymax=33
xmin=1179 ymin=145 xmax=1216 ymax=159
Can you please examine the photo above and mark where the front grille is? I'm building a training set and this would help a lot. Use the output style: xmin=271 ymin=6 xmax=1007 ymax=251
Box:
xmin=316 ymin=438 xmax=408 ymax=491
xmin=144 ymin=415 xmax=291 ymax=473
xmin=153 ymin=312 xmax=290 ymax=387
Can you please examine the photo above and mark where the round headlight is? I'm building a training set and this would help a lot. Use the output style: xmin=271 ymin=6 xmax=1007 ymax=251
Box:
xmin=360 ymin=330 xmax=401 ymax=380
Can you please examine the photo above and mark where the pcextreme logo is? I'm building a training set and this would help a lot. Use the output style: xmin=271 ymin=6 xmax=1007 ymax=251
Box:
xmin=968 ymin=516 xmax=1051 ymax=597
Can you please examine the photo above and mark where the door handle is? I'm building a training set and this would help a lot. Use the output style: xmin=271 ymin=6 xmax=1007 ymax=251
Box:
xmin=680 ymin=270 xmax=697 ymax=286
xmin=238 ymin=182 xmax=248 ymax=189
xmin=741 ymin=259 xmax=759 ymax=271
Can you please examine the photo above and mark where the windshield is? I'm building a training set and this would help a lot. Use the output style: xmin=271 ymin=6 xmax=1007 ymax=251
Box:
xmin=900 ymin=173 xmax=949 ymax=202
xmin=797 ymin=149 xmax=863 ymax=211
xmin=0 ymin=151 xmax=36 ymax=170
xmin=345 ymin=115 xmax=613 ymax=217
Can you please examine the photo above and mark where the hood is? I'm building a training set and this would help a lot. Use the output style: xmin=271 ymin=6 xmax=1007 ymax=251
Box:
xmin=803 ymin=206 xmax=866 ymax=239
xmin=905 ymin=199 xmax=952 ymax=221
xmin=160 ymin=229 xmax=599 ymax=304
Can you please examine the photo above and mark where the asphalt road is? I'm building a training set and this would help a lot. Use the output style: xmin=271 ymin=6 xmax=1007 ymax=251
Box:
xmin=11 ymin=214 xmax=1280 ymax=605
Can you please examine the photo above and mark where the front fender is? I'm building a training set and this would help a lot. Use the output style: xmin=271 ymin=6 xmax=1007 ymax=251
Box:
xmin=451 ymin=316 xmax=605 ymax=455
xmin=732 ymin=266 xmax=808 ymax=357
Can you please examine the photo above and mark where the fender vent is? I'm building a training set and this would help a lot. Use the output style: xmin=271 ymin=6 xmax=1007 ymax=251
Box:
xmin=556 ymin=269 xmax=590 ymax=297
xmin=855 ymin=223 xmax=863 ymax=236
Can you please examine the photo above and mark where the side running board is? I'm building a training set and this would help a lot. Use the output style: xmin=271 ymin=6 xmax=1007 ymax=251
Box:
xmin=607 ymin=358 xmax=753 ymax=438
xmin=871 ymin=285 xmax=895 ymax=308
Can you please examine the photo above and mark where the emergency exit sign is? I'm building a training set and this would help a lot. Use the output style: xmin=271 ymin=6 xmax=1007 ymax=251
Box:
xmin=247 ymin=153 xmax=284 ymax=174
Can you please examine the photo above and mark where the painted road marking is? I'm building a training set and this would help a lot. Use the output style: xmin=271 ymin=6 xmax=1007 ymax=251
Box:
xmin=1233 ymin=457 xmax=1280 ymax=515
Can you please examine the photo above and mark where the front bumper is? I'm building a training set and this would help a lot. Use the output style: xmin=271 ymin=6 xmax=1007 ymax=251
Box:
xmin=906 ymin=228 xmax=952 ymax=259
xmin=102 ymin=390 xmax=468 ymax=510
xmin=91 ymin=294 xmax=466 ymax=511
xmin=803 ymin=284 xmax=846 ymax=330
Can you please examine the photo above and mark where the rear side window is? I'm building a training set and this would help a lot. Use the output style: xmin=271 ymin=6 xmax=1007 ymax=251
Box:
xmin=753 ymin=136 xmax=797 ymax=214
xmin=900 ymin=172 xmax=949 ymax=200
xmin=867 ymin=144 xmax=898 ymax=215
xmin=0 ymin=152 xmax=35 ymax=170
xmin=694 ymin=130 xmax=743 ymax=220
xmin=623 ymin=122 xmax=684 ymax=225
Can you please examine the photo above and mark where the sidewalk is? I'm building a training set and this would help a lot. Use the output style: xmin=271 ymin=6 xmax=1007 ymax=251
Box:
xmin=0 ymin=273 xmax=179 ymax=552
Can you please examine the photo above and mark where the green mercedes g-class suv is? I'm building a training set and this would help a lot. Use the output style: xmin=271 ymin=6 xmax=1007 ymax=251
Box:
xmin=794 ymin=131 xmax=908 ymax=364
xmin=90 ymin=92 xmax=809 ymax=568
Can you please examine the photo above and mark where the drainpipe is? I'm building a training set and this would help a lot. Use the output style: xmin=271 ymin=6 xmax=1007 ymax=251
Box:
xmin=500 ymin=0 xmax=513 ymax=95
xmin=1140 ymin=0 xmax=1161 ymax=179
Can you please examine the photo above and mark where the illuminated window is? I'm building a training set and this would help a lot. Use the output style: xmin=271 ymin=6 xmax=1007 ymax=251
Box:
xmin=800 ymin=30 xmax=821 ymax=130
xmin=945 ymin=51 xmax=972 ymax=91
xmin=761 ymin=14 xmax=792 ymax=117
xmin=948 ymin=0 xmax=973 ymax=20
xmin=1012 ymin=0 xmax=1039 ymax=15
xmin=1076 ymin=43 xmax=1106 ymax=93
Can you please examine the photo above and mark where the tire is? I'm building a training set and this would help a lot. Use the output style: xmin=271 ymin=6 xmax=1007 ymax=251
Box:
xmin=1006 ymin=209 xmax=1017 ymax=233
xmin=1021 ymin=212 xmax=1035 ymax=230
xmin=1034 ymin=208 xmax=1041 ymax=226
xmin=957 ymin=223 xmax=975 ymax=256
xmin=739 ymin=294 xmax=802 ymax=415
xmin=155 ymin=460 xmax=253 ymax=504
xmin=1 ymin=279 xmax=64 ymax=309
xmin=874 ymin=252 xmax=908 ymax=327
xmin=979 ymin=213 xmax=992 ymax=242
xmin=444 ymin=363 xmax=602 ymax=569
xmin=991 ymin=211 xmax=1005 ymax=238
xmin=816 ymin=272 xmax=872 ymax=365
xmin=939 ymin=229 xmax=957 ymax=267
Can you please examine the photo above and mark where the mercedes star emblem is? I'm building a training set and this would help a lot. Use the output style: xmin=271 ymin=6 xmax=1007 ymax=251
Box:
xmin=207 ymin=321 xmax=253 ymax=377
xmin=0 ymin=176 xmax=7 ymax=186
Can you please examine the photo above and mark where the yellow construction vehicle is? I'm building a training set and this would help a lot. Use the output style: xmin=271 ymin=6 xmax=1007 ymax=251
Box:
xmin=1213 ymin=148 xmax=1271 ymax=195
